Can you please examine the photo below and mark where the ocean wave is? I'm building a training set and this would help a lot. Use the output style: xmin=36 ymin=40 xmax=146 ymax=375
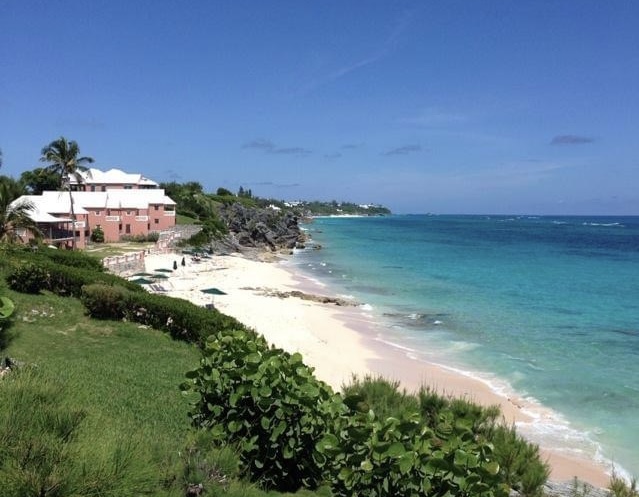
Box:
xmin=583 ymin=222 xmax=624 ymax=227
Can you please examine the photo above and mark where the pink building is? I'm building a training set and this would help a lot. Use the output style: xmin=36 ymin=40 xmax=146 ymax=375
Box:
xmin=14 ymin=169 xmax=176 ymax=249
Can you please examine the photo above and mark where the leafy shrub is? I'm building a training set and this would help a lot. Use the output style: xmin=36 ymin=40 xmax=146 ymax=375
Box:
xmin=317 ymin=392 xmax=507 ymax=497
xmin=345 ymin=377 xmax=549 ymax=497
xmin=91 ymin=225 xmax=105 ymax=243
xmin=39 ymin=246 xmax=105 ymax=272
xmin=7 ymin=262 xmax=49 ymax=293
xmin=181 ymin=330 xmax=335 ymax=491
xmin=121 ymin=291 xmax=246 ymax=345
xmin=81 ymin=284 xmax=130 ymax=319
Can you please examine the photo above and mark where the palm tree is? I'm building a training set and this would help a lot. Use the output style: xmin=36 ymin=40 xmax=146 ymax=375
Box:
xmin=0 ymin=182 xmax=41 ymax=244
xmin=40 ymin=137 xmax=94 ymax=249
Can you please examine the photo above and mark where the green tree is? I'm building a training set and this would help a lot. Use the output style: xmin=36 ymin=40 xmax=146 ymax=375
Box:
xmin=0 ymin=182 xmax=40 ymax=244
xmin=40 ymin=137 xmax=94 ymax=249
xmin=216 ymin=187 xmax=234 ymax=196
xmin=19 ymin=167 xmax=62 ymax=194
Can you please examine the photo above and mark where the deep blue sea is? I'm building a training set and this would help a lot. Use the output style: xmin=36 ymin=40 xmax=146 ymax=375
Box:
xmin=291 ymin=215 xmax=639 ymax=477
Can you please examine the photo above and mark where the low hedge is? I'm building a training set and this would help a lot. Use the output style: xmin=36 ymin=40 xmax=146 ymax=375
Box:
xmin=6 ymin=260 xmax=143 ymax=297
xmin=80 ymin=283 xmax=246 ymax=346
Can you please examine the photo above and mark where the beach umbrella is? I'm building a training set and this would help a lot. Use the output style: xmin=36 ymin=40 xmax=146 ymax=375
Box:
xmin=151 ymin=273 xmax=170 ymax=279
xmin=154 ymin=268 xmax=173 ymax=273
xmin=131 ymin=272 xmax=153 ymax=277
xmin=130 ymin=277 xmax=154 ymax=285
xmin=200 ymin=287 xmax=227 ymax=295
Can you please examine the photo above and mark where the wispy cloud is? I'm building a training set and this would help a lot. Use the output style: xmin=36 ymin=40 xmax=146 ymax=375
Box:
xmin=242 ymin=139 xmax=311 ymax=157
xmin=300 ymin=10 xmax=416 ymax=94
xmin=550 ymin=135 xmax=595 ymax=145
xmin=382 ymin=144 xmax=422 ymax=156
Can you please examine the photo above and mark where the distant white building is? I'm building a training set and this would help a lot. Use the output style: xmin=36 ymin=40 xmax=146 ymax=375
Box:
xmin=69 ymin=168 xmax=159 ymax=191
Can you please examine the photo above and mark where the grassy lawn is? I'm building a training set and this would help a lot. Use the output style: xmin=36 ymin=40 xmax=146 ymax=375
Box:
xmin=0 ymin=270 xmax=329 ymax=497
xmin=1 ymin=286 xmax=202 ymax=495
xmin=176 ymin=213 xmax=199 ymax=225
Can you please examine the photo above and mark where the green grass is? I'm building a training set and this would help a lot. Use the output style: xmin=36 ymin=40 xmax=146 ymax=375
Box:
xmin=0 ymin=260 xmax=328 ymax=496
xmin=176 ymin=213 xmax=199 ymax=225
xmin=1 ymin=286 xmax=201 ymax=494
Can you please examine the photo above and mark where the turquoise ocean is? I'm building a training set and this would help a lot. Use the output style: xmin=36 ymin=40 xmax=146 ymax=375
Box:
xmin=289 ymin=215 xmax=639 ymax=477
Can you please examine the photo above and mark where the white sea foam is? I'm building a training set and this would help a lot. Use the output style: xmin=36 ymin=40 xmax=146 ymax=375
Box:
xmin=359 ymin=303 xmax=374 ymax=311
xmin=583 ymin=222 xmax=623 ymax=227
xmin=422 ymin=362 xmax=627 ymax=479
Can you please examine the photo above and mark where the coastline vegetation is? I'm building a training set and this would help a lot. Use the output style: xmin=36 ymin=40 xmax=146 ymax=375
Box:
xmin=1 ymin=244 xmax=553 ymax=497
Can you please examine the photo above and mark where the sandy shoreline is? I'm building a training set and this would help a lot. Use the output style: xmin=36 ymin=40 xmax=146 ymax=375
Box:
xmin=142 ymin=251 xmax=611 ymax=487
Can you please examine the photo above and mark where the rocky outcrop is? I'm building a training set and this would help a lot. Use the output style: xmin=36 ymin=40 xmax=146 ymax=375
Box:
xmin=241 ymin=287 xmax=360 ymax=307
xmin=218 ymin=204 xmax=307 ymax=252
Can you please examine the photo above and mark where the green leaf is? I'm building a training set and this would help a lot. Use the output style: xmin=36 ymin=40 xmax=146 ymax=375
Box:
xmin=385 ymin=442 xmax=406 ymax=458
xmin=482 ymin=460 xmax=500 ymax=475
xmin=360 ymin=459 xmax=373 ymax=471
xmin=397 ymin=453 xmax=414 ymax=474
xmin=245 ymin=352 xmax=261 ymax=364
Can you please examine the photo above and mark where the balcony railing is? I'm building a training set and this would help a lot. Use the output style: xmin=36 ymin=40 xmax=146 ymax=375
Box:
xmin=105 ymin=216 xmax=121 ymax=222
xmin=164 ymin=211 xmax=176 ymax=216
xmin=135 ymin=215 xmax=149 ymax=221
xmin=74 ymin=221 xmax=86 ymax=228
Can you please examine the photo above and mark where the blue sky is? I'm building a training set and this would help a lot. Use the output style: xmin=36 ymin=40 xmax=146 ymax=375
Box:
xmin=1 ymin=1 xmax=638 ymax=214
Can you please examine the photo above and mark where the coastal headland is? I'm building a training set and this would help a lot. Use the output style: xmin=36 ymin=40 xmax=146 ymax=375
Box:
xmin=143 ymin=251 xmax=611 ymax=488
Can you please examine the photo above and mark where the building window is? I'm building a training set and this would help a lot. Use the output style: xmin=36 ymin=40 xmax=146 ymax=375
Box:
xmin=125 ymin=224 xmax=131 ymax=234
xmin=126 ymin=211 xmax=131 ymax=216
xmin=153 ymin=205 xmax=159 ymax=211
xmin=154 ymin=219 xmax=159 ymax=224
xmin=147 ymin=223 xmax=150 ymax=230
xmin=101 ymin=186 xmax=106 ymax=192
xmin=118 ymin=224 xmax=122 ymax=232
xmin=91 ymin=186 xmax=95 ymax=192
xmin=124 ymin=185 xmax=133 ymax=189
xmin=95 ymin=210 xmax=101 ymax=216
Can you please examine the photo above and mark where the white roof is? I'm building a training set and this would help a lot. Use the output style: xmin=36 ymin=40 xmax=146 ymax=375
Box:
xmin=14 ymin=189 xmax=175 ymax=223
xmin=10 ymin=195 xmax=74 ymax=223
xmin=69 ymin=168 xmax=159 ymax=187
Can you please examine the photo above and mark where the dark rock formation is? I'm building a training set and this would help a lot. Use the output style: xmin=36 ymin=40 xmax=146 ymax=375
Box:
xmin=241 ymin=287 xmax=360 ymax=307
xmin=218 ymin=204 xmax=307 ymax=252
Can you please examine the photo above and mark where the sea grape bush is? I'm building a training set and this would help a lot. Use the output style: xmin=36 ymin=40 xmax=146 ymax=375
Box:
xmin=316 ymin=394 xmax=507 ymax=497
xmin=347 ymin=377 xmax=549 ymax=497
xmin=181 ymin=330 xmax=335 ymax=491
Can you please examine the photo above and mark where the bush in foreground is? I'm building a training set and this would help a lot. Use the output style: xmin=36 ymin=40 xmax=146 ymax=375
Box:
xmin=182 ymin=330 xmax=335 ymax=491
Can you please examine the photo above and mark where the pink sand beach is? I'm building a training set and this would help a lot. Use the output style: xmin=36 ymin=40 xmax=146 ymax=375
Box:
xmin=143 ymin=251 xmax=612 ymax=488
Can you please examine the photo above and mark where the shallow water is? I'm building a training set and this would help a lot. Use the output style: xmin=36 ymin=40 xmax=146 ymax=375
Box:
xmin=291 ymin=215 xmax=639 ymax=477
